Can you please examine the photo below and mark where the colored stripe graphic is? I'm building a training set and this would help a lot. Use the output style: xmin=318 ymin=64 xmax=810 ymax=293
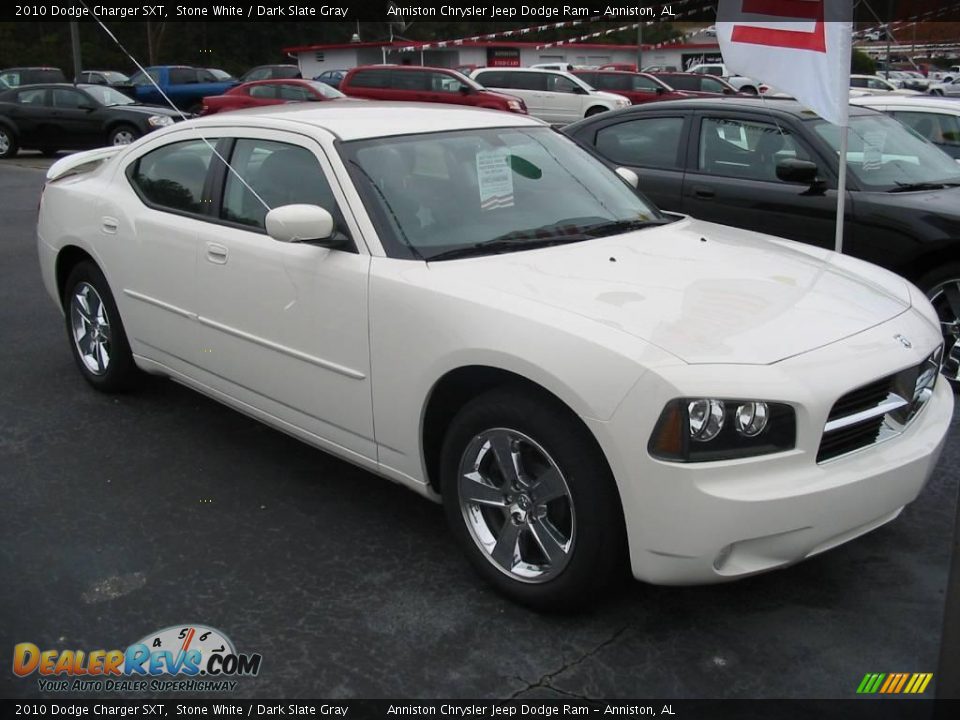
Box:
xmin=856 ymin=672 xmax=933 ymax=694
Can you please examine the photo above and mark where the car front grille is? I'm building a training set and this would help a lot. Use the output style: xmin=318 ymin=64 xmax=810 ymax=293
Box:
xmin=817 ymin=347 xmax=943 ymax=463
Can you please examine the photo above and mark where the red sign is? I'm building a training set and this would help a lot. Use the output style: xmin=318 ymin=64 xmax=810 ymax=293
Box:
xmin=487 ymin=48 xmax=521 ymax=67
xmin=730 ymin=0 xmax=826 ymax=53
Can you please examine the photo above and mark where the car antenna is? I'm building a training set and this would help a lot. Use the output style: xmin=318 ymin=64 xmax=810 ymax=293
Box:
xmin=75 ymin=0 xmax=271 ymax=215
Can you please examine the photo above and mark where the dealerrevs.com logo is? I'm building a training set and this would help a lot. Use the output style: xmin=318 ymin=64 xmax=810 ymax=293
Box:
xmin=13 ymin=624 xmax=262 ymax=693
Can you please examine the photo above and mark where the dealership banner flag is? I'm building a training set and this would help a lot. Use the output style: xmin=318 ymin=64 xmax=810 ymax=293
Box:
xmin=716 ymin=0 xmax=853 ymax=127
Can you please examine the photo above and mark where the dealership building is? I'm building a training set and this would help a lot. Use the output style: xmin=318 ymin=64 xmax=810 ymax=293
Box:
xmin=284 ymin=39 xmax=723 ymax=77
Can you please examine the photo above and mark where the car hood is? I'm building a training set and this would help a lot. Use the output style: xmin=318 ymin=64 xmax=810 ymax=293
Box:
xmin=480 ymin=88 xmax=525 ymax=104
xmin=428 ymin=217 xmax=912 ymax=365
xmin=110 ymin=104 xmax=183 ymax=117
xmin=592 ymin=90 xmax=630 ymax=103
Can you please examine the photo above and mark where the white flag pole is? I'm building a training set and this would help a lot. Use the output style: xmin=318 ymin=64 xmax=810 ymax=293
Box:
xmin=834 ymin=125 xmax=849 ymax=254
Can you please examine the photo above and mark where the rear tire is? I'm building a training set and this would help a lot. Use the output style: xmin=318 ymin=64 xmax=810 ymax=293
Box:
xmin=0 ymin=126 xmax=18 ymax=159
xmin=440 ymin=387 xmax=626 ymax=611
xmin=63 ymin=261 xmax=141 ymax=393
xmin=917 ymin=263 xmax=960 ymax=384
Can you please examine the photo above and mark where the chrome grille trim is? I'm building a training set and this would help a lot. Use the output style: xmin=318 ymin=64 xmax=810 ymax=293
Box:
xmin=817 ymin=347 xmax=942 ymax=464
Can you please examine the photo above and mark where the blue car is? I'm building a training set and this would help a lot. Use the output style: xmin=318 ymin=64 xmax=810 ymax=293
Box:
xmin=128 ymin=66 xmax=237 ymax=113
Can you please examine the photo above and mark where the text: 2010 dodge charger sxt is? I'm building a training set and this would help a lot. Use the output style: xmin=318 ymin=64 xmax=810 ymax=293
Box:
xmin=38 ymin=103 xmax=953 ymax=609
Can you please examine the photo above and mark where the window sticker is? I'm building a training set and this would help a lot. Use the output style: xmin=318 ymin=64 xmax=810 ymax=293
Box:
xmin=862 ymin=130 xmax=886 ymax=171
xmin=476 ymin=148 xmax=515 ymax=210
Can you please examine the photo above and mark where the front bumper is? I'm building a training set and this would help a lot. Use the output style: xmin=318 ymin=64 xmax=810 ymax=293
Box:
xmin=588 ymin=311 xmax=954 ymax=584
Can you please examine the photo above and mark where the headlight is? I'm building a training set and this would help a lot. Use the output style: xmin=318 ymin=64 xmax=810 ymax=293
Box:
xmin=617 ymin=98 xmax=630 ymax=107
xmin=649 ymin=398 xmax=796 ymax=462
xmin=147 ymin=115 xmax=174 ymax=128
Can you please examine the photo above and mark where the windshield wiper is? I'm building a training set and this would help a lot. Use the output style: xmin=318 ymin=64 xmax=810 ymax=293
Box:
xmin=889 ymin=181 xmax=960 ymax=193
xmin=425 ymin=217 xmax=670 ymax=262
xmin=580 ymin=218 xmax=672 ymax=236
xmin=426 ymin=235 xmax=588 ymax=261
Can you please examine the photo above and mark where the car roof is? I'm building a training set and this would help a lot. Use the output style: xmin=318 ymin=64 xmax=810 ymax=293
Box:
xmin=186 ymin=101 xmax=544 ymax=140
xmin=475 ymin=67 xmax=565 ymax=74
xmin=851 ymin=95 xmax=960 ymax=111
xmin=567 ymin=97 xmax=880 ymax=124
xmin=349 ymin=65 xmax=453 ymax=72
xmin=1 ymin=83 xmax=94 ymax=90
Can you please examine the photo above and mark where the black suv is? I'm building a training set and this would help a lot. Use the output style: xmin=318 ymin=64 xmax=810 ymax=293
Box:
xmin=565 ymin=98 xmax=960 ymax=380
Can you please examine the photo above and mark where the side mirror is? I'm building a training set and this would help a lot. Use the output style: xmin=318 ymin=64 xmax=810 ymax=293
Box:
xmin=79 ymin=103 xmax=97 ymax=111
xmin=616 ymin=167 xmax=640 ymax=189
xmin=458 ymin=85 xmax=471 ymax=94
xmin=776 ymin=158 xmax=819 ymax=185
xmin=265 ymin=204 xmax=337 ymax=245
xmin=655 ymin=87 xmax=665 ymax=95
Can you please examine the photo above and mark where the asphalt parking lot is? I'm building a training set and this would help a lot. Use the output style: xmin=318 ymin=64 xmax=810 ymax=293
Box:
xmin=1 ymin=157 xmax=958 ymax=700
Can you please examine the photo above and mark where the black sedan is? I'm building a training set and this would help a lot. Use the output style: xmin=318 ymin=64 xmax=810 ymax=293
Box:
xmin=0 ymin=83 xmax=183 ymax=158
xmin=564 ymin=97 xmax=960 ymax=381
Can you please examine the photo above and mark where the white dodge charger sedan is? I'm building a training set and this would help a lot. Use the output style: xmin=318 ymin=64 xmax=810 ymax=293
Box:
xmin=37 ymin=102 xmax=953 ymax=609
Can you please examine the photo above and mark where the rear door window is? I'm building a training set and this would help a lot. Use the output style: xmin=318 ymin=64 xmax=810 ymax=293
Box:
xmin=348 ymin=70 xmax=390 ymax=89
xmin=595 ymin=117 xmax=686 ymax=169
xmin=127 ymin=139 xmax=217 ymax=214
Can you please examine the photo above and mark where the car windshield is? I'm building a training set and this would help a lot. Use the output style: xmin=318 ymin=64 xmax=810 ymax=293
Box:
xmin=101 ymin=71 xmax=130 ymax=83
xmin=813 ymin=113 xmax=960 ymax=190
xmin=341 ymin=127 xmax=664 ymax=260
xmin=305 ymin=80 xmax=345 ymax=99
xmin=82 ymin=85 xmax=135 ymax=106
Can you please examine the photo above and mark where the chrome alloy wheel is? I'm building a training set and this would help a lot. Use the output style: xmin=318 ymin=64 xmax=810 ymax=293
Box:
xmin=457 ymin=428 xmax=575 ymax=583
xmin=0 ymin=130 xmax=10 ymax=155
xmin=929 ymin=278 xmax=960 ymax=381
xmin=70 ymin=282 xmax=112 ymax=376
xmin=111 ymin=129 xmax=136 ymax=145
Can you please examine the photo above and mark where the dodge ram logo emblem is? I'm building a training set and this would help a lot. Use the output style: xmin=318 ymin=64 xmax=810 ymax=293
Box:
xmin=894 ymin=334 xmax=913 ymax=349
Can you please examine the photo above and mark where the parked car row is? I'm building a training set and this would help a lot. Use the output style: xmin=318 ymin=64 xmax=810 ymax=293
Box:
xmin=2 ymin=59 xmax=958 ymax=159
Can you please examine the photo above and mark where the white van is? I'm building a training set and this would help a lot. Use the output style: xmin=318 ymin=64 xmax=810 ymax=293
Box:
xmin=471 ymin=68 xmax=630 ymax=124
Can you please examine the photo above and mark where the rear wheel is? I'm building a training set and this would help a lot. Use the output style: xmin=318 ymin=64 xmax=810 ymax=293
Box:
xmin=440 ymin=388 xmax=626 ymax=610
xmin=108 ymin=124 xmax=139 ymax=146
xmin=0 ymin=127 xmax=18 ymax=159
xmin=63 ymin=261 xmax=141 ymax=392
xmin=918 ymin=263 xmax=960 ymax=383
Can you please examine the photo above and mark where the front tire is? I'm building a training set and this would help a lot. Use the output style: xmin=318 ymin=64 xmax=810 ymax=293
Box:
xmin=440 ymin=387 xmax=626 ymax=610
xmin=0 ymin=126 xmax=18 ymax=159
xmin=918 ymin=263 xmax=960 ymax=383
xmin=108 ymin=124 xmax=140 ymax=146
xmin=63 ymin=261 xmax=141 ymax=392
xmin=585 ymin=106 xmax=608 ymax=117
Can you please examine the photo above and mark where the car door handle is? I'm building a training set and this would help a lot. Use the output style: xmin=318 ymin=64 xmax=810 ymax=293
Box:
xmin=101 ymin=217 xmax=118 ymax=234
xmin=206 ymin=242 xmax=228 ymax=264
xmin=692 ymin=186 xmax=716 ymax=199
